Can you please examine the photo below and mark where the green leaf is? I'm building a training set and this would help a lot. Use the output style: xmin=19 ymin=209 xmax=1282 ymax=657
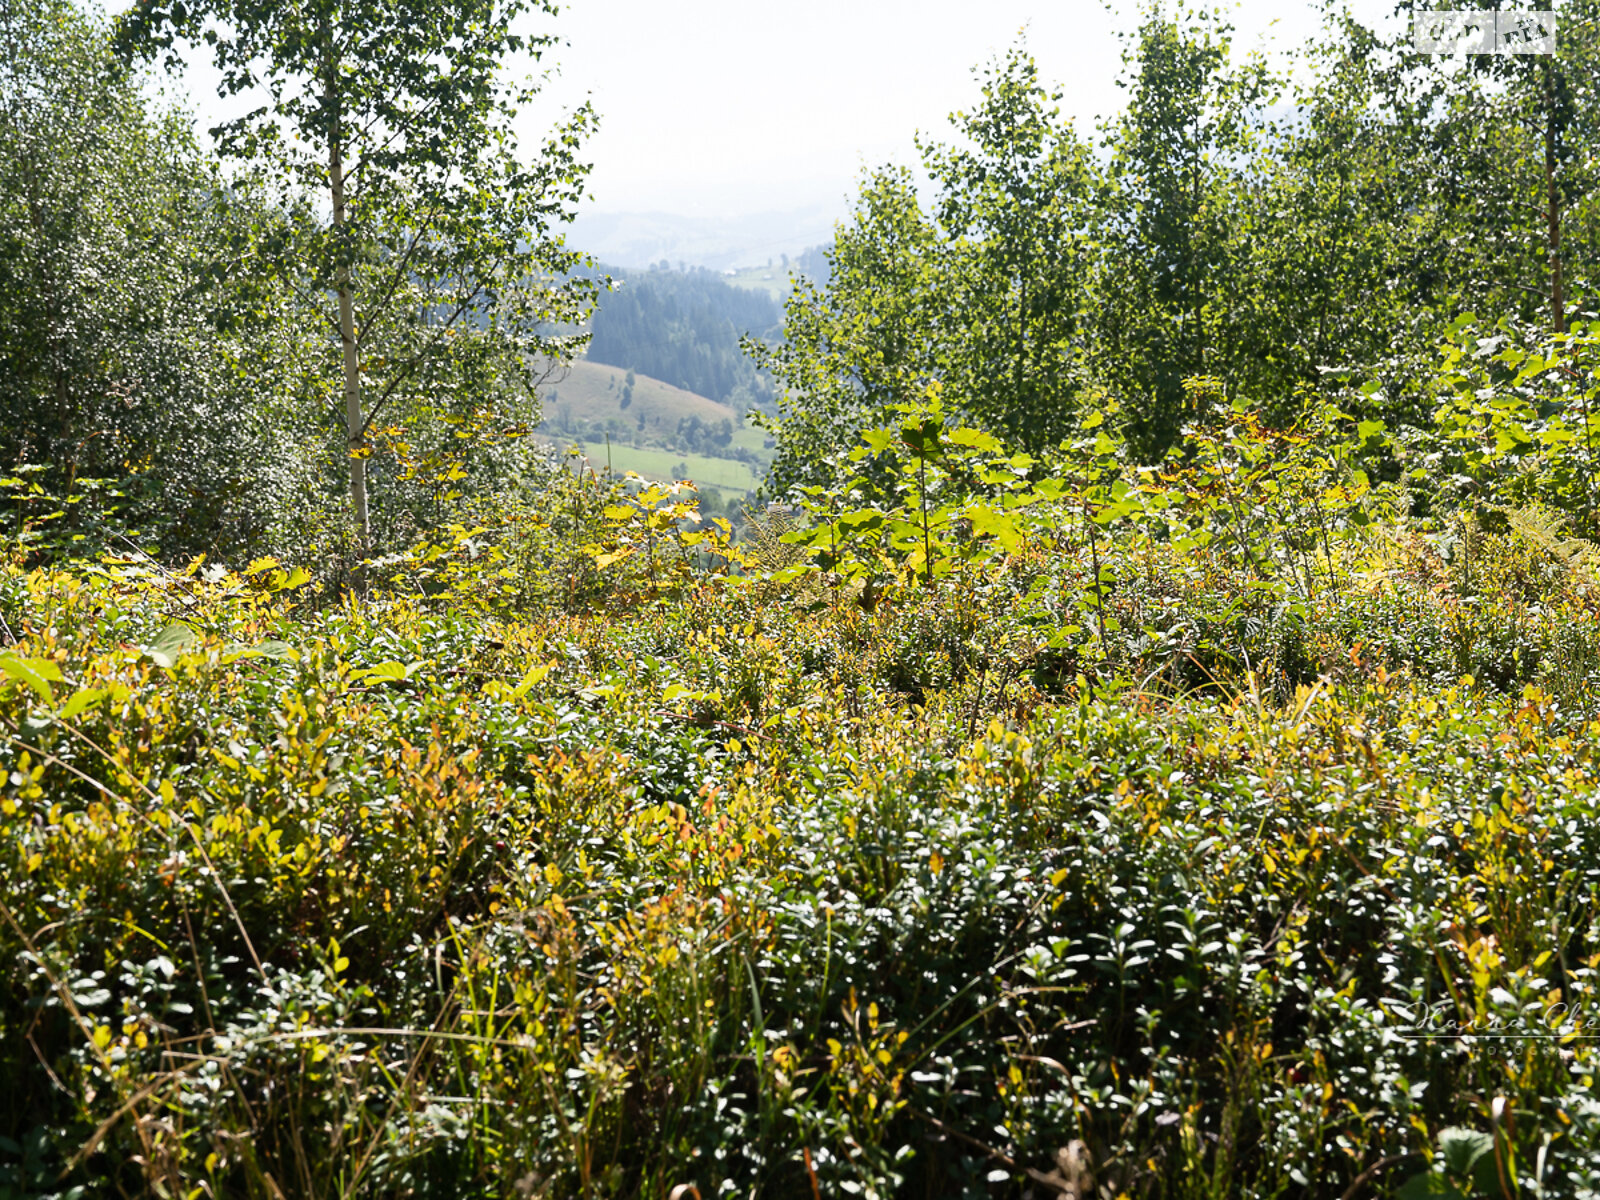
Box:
xmin=0 ymin=655 xmax=65 ymax=702
xmin=221 ymin=640 xmax=294 ymax=664
xmin=59 ymin=688 xmax=105 ymax=719
xmin=510 ymin=662 xmax=551 ymax=700
xmin=965 ymin=503 xmax=1022 ymax=553
xmin=898 ymin=418 xmax=945 ymax=459
xmin=838 ymin=508 xmax=886 ymax=532
xmin=947 ymin=427 xmax=1002 ymax=453
xmin=145 ymin=623 xmax=197 ymax=669
xmin=859 ymin=428 xmax=895 ymax=455
xmin=1437 ymin=1128 xmax=1495 ymax=1180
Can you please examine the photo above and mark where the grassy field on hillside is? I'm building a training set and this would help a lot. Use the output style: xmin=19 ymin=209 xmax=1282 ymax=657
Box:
xmin=600 ymin=443 xmax=757 ymax=491
xmin=731 ymin=425 xmax=774 ymax=454
xmin=541 ymin=439 xmax=759 ymax=493
xmin=542 ymin=360 xmax=743 ymax=443
xmin=723 ymin=263 xmax=800 ymax=302
xmin=529 ymin=436 xmax=761 ymax=512
xmin=538 ymin=361 xmax=771 ymax=495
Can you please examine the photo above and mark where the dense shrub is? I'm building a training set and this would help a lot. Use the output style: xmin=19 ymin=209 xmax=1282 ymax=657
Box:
xmin=5 ymin=504 xmax=1600 ymax=1197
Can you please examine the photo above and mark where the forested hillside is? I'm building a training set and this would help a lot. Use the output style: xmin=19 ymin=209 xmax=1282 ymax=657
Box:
xmin=584 ymin=263 xmax=782 ymax=412
xmin=7 ymin=0 xmax=1600 ymax=1198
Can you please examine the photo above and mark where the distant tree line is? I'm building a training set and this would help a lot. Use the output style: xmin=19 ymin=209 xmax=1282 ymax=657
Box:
xmin=11 ymin=0 xmax=1597 ymax=570
xmin=584 ymin=264 xmax=781 ymax=411
xmin=754 ymin=1 xmax=1600 ymax=492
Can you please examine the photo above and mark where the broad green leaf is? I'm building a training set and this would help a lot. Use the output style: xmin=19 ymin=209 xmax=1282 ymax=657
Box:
xmin=838 ymin=508 xmax=886 ymax=531
xmin=1395 ymin=1172 xmax=1468 ymax=1200
xmin=511 ymin=662 xmax=552 ymax=700
xmin=947 ymin=428 xmax=1002 ymax=453
xmin=1438 ymin=1128 xmax=1497 ymax=1187
xmin=59 ymin=687 xmax=105 ymax=719
xmin=964 ymin=503 xmax=1022 ymax=553
xmin=0 ymin=655 xmax=65 ymax=702
xmin=221 ymin=640 xmax=294 ymax=664
xmin=145 ymin=623 xmax=198 ymax=669
xmin=859 ymin=428 xmax=895 ymax=455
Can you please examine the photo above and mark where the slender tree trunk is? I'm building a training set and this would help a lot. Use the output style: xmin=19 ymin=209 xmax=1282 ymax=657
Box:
xmin=24 ymin=188 xmax=68 ymax=464
xmin=1191 ymin=140 xmax=1204 ymax=379
xmin=1084 ymin=499 xmax=1108 ymax=659
xmin=325 ymin=36 xmax=370 ymax=567
xmin=1542 ymin=60 xmax=1565 ymax=336
xmin=1015 ymin=247 xmax=1027 ymax=448
xmin=919 ymin=449 xmax=932 ymax=587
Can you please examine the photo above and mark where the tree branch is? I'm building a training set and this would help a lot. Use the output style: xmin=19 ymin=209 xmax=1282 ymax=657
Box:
xmin=356 ymin=275 xmax=494 ymax=440
xmin=355 ymin=207 xmax=441 ymax=345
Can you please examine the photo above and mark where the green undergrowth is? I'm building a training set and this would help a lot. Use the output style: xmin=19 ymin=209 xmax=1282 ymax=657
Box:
xmin=5 ymin=515 xmax=1600 ymax=1199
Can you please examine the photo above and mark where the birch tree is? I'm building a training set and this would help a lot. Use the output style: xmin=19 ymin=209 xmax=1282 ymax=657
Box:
xmin=117 ymin=0 xmax=599 ymax=562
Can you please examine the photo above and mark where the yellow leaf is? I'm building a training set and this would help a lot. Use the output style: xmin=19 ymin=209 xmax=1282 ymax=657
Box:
xmin=511 ymin=662 xmax=551 ymax=700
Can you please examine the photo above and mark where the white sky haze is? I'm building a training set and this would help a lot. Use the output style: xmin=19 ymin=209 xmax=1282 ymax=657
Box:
xmin=521 ymin=0 xmax=1400 ymax=216
xmin=101 ymin=0 xmax=1403 ymax=222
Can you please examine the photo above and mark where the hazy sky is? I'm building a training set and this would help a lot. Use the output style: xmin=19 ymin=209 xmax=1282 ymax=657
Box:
xmin=536 ymin=0 xmax=1404 ymax=217
xmin=104 ymin=0 xmax=1403 ymax=219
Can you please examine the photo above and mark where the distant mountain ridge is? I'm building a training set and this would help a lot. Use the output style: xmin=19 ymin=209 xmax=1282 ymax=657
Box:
xmin=570 ymin=204 xmax=842 ymax=272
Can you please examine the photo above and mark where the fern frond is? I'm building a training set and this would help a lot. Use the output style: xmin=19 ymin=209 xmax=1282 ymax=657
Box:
xmin=1491 ymin=503 xmax=1600 ymax=592
xmin=741 ymin=503 xmax=806 ymax=574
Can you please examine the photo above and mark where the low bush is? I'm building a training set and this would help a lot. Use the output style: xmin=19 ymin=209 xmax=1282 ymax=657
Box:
xmin=5 ymin=511 xmax=1600 ymax=1197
